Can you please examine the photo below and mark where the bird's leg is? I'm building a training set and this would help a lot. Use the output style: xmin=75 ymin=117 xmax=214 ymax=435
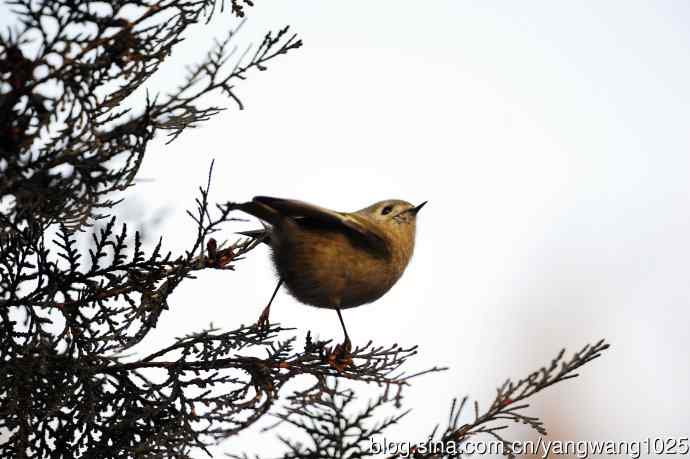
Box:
xmin=335 ymin=307 xmax=351 ymax=352
xmin=327 ymin=307 xmax=353 ymax=371
xmin=257 ymin=278 xmax=283 ymax=330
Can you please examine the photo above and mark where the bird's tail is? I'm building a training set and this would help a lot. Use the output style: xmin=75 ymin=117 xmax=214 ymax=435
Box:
xmin=236 ymin=225 xmax=272 ymax=244
xmin=234 ymin=200 xmax=281 ymax=225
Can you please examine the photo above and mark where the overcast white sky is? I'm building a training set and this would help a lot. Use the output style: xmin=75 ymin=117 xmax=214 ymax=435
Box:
xmin=5 ymin=0 xmax=690 ymax=456
xmin=135 ymin=2 xmax=690 ymax=455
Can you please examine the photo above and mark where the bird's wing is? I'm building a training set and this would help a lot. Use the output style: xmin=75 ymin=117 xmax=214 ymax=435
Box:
xmin=251 ymin=196 xmax=390 ymax=255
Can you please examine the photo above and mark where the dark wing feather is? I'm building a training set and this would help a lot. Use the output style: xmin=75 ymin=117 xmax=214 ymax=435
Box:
xmin=251 ymin=196 xmax=390 ymax=256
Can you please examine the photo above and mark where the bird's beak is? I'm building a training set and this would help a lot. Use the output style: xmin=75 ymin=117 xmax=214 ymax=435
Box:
xmin=412 ymin=201 xmax=428 ymax=215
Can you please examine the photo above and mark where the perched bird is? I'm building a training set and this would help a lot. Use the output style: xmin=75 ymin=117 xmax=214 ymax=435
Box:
xmin=235 ymin=196 xmax=427 ymax=353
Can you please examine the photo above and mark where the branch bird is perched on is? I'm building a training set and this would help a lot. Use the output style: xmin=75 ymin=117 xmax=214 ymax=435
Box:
xmin=234 ymin=196 xmax=427 ymax=360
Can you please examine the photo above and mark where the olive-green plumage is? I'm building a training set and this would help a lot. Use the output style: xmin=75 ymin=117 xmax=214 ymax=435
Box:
xmin=237 ymin=196 xmax=425 ymax=310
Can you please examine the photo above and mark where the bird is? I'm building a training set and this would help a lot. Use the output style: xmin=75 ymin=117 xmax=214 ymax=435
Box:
xmin=234 ymin=196 xmax=426 ymax=357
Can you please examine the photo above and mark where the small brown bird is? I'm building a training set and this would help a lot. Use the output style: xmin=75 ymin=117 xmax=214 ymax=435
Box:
xmin=235 ymin=196 xmax=426 ymax=353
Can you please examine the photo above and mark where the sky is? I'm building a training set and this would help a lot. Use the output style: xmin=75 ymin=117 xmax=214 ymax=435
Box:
xmin=4 ymin=0 xmax=690 ymax=456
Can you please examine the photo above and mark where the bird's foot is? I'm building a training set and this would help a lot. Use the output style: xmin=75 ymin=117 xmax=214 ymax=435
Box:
xmin=256 ymin=305 xmax=271 ymax=331
xmin=327 ymin=337 xmax=352 ymax=372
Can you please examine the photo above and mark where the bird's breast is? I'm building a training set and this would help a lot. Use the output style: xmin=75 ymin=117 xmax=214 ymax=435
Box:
xmin=270 ymin=222 xmax=405 ymax=309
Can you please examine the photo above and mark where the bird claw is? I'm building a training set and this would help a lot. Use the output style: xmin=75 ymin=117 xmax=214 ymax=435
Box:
xmin=256 ymin=305 xmax=271 ymax=331
xmin=327 ymin=338 xmax=352 ymax=372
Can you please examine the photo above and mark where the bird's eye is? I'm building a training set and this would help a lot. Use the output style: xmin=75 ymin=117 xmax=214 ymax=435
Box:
xmin=381 ymin=205 xmax=394 ymax=215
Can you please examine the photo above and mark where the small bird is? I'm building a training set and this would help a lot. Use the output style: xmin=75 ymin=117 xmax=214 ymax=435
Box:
xmin=234 ymin=196 xmax=427 ymax=355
